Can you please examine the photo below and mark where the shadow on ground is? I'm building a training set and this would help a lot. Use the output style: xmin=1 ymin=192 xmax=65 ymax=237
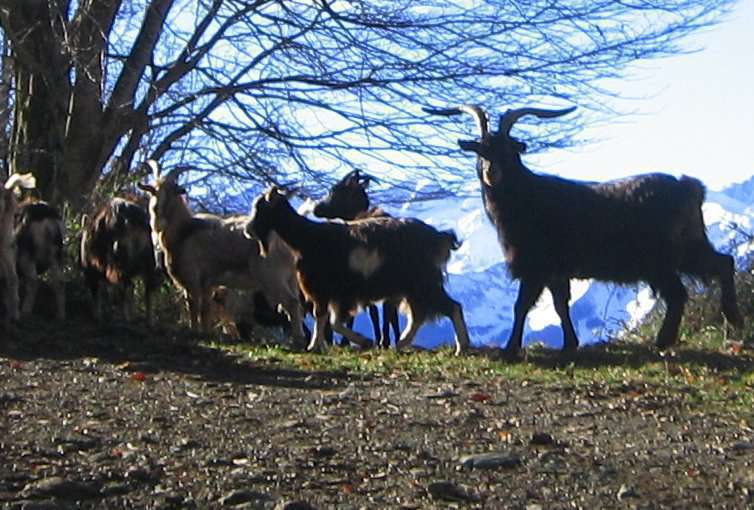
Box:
xmin=0 ymin=318 xmax=354 ymax=391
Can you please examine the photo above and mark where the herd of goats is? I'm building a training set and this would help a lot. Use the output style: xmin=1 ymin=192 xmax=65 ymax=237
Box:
xmin=0 ymin=105 xmax=743 ymax=357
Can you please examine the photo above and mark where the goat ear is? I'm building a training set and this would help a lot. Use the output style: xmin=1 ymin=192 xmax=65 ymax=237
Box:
xmin=458 ymin=140 xmax=481 ymax=153
xmin=175 ymin=185 xmax=187 ymax=195
xmin=145 ymin=159 xmax=161 ymax=179
xmin=514 ymin=141 xmax=528 ymax=154
xmin=137 ymin=183 xmax=156 ymax=195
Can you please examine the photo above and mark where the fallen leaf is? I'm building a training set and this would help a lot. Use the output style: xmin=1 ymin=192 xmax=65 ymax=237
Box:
xmin=131 ymin=372 xmax=147 ymax=382
xmin=470 ymin=392 xmax=492 ymax=402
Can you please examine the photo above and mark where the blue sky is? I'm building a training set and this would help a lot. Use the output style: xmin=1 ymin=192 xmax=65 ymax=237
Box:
xmin=531 ymin=0 xmax=754 ymax=191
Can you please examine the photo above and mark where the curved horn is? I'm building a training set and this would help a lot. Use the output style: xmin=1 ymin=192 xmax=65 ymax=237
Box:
xmin=341 ymin=169 xmax=360 ymax=184
xmin=359 ymin=172 xmax=379 ymax=185
xmin=498 ymin=106 xmax=576 ymax=136
xmin=423 ymin=105 xmax=489 ymax=137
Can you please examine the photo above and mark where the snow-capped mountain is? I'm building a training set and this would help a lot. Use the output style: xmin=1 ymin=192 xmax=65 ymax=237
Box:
xmin=348 ymin=176 xmax=754 ymax=350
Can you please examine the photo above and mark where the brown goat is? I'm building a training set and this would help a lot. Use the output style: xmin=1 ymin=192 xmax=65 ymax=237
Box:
xmin=0 ymin=173 xmax=37 ymax=326
xmin=425 ymin=104 xmax=742 ymax=356
xmin=138 ymin=161 xmax=305 ymax=337
xmin=80 ymin=197 xmax=159 ymax=324
xmin=245 ymin=186 xmax=471 ymax=355
xmin=15 ymin=201 xmax=66 ymax=320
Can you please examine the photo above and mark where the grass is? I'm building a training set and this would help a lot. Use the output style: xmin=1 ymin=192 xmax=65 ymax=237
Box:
xmin=206 ymin=315 xmax=754 ymax=418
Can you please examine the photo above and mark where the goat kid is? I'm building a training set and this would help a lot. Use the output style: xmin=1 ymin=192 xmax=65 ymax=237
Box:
xmin=245 ymin=186 xmax=471 ymax=355
xmin=15 ymin=201 xmax=66 ymax=320
xmin=425 ymin=104 xmax=741 ymax=356
xmin=0 ymin=173 xmax=37 ymax=325
xmin=81 ymin=198 xmax=159 ymax=324
xmin=138 ymin=162 xmax=305 ymax=337
xmin=312 ymin=169 xmax=400 ymax=348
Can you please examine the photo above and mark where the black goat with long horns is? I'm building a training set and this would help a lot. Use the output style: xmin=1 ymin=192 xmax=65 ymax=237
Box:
xmin=425 ymin=104 xmax=741 ymax=356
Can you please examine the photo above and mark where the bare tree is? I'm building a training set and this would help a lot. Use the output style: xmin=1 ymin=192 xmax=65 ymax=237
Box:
xmin=0 ymin=0 xmax=737 ymax=209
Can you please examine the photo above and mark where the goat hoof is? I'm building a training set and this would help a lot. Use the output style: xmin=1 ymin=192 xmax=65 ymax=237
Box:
xmin=498 ymin=347 xmax=523 ymax=363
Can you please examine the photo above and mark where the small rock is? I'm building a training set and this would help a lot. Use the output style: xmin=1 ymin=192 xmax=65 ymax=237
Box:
xmin=459 ymin=452 xmax=522 ymax=470
xmin=219 ymin=489 xmax=270 ymax=506
xmin=427 ymin=481 xmax=477 ymax=502
xmin=530 ymin=432 xmax=555 ymax=446
xmin=309 ymin=446 xmax=336 ymax=459
xmin=274 ymin=501 xmax=317 ymax=510
xmin=731 ymin=441 xmax=754 ymax=452
xmin=6 ymin=500 xmax=63 ymax=510
xmin=21 ymin=477 xmax=100 ymax=500
xmin=617 ymin=484 xmax=639 ymax=500
xmin=125 ymin=466 xmax=157 ymax=483
xmin=423 ymin=389 xmax=459 ymax=399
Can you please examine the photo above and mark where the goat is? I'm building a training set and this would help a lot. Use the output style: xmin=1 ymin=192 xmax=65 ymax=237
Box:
xmin=208 ymin=286 xmax=292 ymax=342
xmin=312 ymin=169 xmax=401 ymax=348
xmin=0 ymin=173 xmax=37 ymax=326
xmin=424 ymin=104 xmax=742 ymax=356
xmin=138 ymin=161 xmax=305 ymax=338
xmin=244 ymin=186 xmax=471 ymax=355
xmin=80 ymin=198 xmax=159 ymax=324
xmin=15 ymin=201 xmax=66 ymax=320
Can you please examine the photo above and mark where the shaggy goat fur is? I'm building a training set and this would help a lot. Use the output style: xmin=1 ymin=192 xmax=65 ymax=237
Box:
xmin=313 ymin=169 xmax=400 ymax=348
xmin=138 ymin=161 xmax=304 ymax=336
xmin=15 ymin=201 xmax=66 ymax=319
xmin=245 ymin=186 xmax=471 ymax=355
xmin=0 ymin=173 xmax=37 ymax=326
xmin=425 ymin=104 xmax=741 ymax=355
xmin=80 ymin=197 xmax=159 ymax=324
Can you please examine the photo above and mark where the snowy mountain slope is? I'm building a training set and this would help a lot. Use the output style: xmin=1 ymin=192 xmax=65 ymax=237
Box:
xmin=346 ymin=177 xmax=754 ymax=350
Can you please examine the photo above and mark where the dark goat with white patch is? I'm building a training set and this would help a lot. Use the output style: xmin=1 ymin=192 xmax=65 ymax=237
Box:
xmin=245 ymin=186 xmax=471 ymax=355
xmin=425 ymin=104 xmax=742 ymax=356
xmin=312 ymin=169 xmax=400 ymax=348
xmin=15 ymin=201 xmax=66 ymax=319
xmin=80 ymin=197 xmax=159 ymax=324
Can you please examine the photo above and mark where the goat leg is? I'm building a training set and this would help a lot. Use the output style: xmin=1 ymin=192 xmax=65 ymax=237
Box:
xmin=548 ymin=279 xmax=579 ymax=354
xmin=654 ymin=275 xmax=687 ymax=349
xmin=504 ymin=279 xmax=545 ymax=359
xmin=331 ymin=321 xmax=373 ymax=349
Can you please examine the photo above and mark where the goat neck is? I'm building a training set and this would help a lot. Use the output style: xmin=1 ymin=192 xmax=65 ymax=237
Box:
xmin=248 ymin=188 xmax=319 ymax=257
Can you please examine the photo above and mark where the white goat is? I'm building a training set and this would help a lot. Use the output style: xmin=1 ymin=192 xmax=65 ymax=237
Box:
xmin=138 ymin=161 xmax=304 ymax=337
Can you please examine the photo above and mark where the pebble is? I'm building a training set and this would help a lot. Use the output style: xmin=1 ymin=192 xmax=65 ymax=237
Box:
xmin=21 ymin=477 xmax=101 ymax=500
xmin=274 ymin=501 xmax=317 ymax=510
xmin=458 ymin=452 xmax=522 ymax=470
xmin=427 ymin=481 xmax=477 ymax=502
xmin=219 ymin=489 xmax=271 ymax=506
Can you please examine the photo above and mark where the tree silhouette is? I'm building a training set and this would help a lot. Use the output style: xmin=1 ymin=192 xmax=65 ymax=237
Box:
xmin=0 ymin=0 xmax=736 ymax=209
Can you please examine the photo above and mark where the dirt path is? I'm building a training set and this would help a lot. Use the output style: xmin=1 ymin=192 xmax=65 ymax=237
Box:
xmin=2 ymin=326 xmax=754 ymax=509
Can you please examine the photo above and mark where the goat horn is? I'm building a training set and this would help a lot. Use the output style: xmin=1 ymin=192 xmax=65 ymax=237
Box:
xmin=423 ymin=105 xmax=489 ymax=137
xmin=498 ymin=106 xmax=576 ymax=136
xmin=341 ymin=170 xmax=360 ymax=184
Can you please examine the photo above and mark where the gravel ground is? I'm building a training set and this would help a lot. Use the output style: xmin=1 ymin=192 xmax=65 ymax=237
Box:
xmin=2 ymin=324 xmax=754 ymax=509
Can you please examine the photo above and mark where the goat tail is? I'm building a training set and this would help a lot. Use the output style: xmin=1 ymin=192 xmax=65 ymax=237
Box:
xmin=680 ymin=175 xmax=706 ymax=205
